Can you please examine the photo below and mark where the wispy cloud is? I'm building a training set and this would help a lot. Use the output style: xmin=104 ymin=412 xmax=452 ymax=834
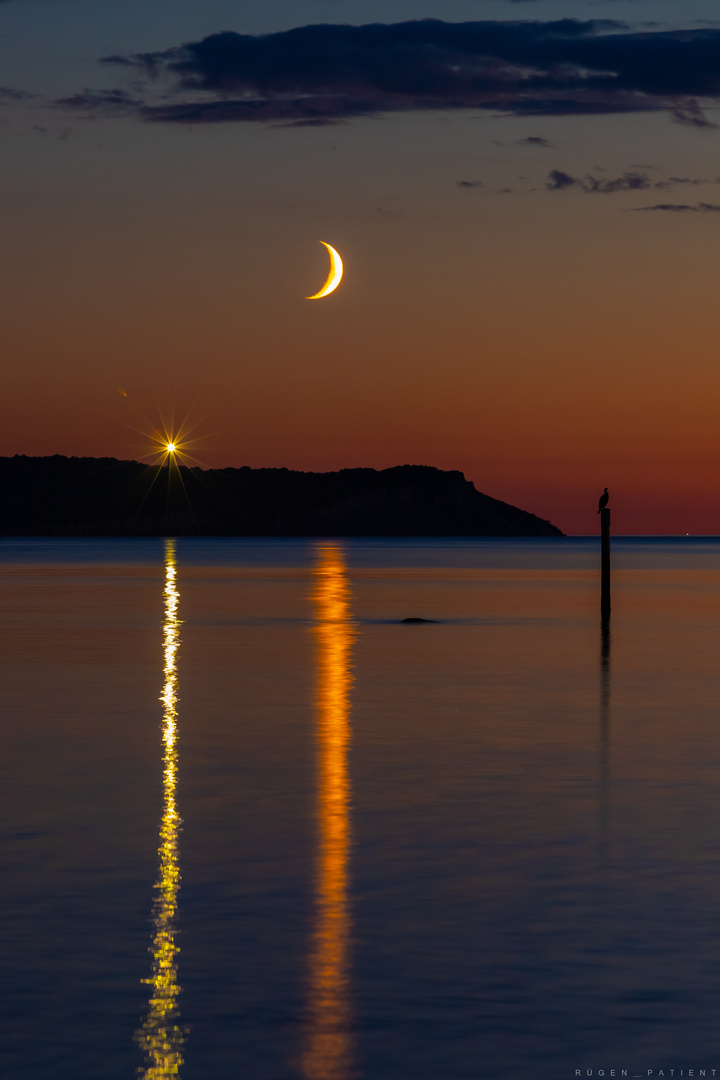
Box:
xmin=670 ymin=99 xmax=718 ymax=128
xmin=546 ymin=169 xmax=716 ymax=193
xmin=516 ymin=135 xmax=553 ymax=147
xmin=57 ymin=89 xmax=137 ymax=114
xmin=0 ymin=86 xmax=33 ymax=101
xmin=633 ymin=202 xmax=720 ymax=212
xmin=53 ymin=19 xmax=720 ymax=126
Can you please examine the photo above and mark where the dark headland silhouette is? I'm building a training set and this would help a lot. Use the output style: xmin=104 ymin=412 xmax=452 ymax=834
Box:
xmin=0 ymin=456 xmax=564 ymax=537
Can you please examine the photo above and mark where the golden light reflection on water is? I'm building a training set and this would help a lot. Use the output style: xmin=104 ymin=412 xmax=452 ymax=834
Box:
xmin=302 ymin=544 xmax=356 ymax=1080
xmin=136 ymin=538 xmax=185 ymax=1078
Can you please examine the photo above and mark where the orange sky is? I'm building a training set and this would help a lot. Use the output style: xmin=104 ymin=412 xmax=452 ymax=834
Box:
xmin=2 ymin=5 xmax=720 ymax=534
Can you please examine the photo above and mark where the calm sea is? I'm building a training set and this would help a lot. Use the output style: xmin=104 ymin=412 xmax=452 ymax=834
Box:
xmin=2 ymin=537 xmax=720 ymax=1080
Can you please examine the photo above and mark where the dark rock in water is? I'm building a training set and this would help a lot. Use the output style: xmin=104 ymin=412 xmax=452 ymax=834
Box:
xmin=401 ymin=618 xmax=438 ymax=624
xmin=0 ymin=456 xmax=565 ymax=537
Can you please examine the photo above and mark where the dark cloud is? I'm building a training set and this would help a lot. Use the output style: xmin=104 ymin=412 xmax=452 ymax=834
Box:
xmin=516 ymin=135 xmax=552 ymax=147
xmin=546 ymin=169 xmax=576 ymax=191
xmin=68 ymin=19 xmax=720 ymax=126
xmin=670 ymin=99 xmax=718 ymax=128
xmin=585 ymin=171 xmax=652 ymax=193
xmin=56 ymin=88 xmax=138 ymax=114
xmin=456 ymin=179 xmax=485 ymax=188
xmin=546 ymin=169 xmax=715 ymax=194
xmin=144 ymin=97 xmax=373 ymax=125
xmin=654 ymin=175 xmax=706 ymax=188
xmin=31 ymin=124 xmax=74 ymax=140
xmin=633 ymin=202 xmax=720 ymax=212
xmin=0 ymin=86 xmax=33 ymax=101
xmin=273 ymin=117 xmax=348 ymax=128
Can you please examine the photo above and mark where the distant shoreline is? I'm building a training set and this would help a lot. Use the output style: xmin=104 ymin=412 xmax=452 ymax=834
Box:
xmin=0 ymin=455 xmax=564 ymax=538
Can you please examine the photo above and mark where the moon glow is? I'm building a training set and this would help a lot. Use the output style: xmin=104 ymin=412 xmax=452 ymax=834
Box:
xmin=306 ymin=242 xmax=344 ymax=300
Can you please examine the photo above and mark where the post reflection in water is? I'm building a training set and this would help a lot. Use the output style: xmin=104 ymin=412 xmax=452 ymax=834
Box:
xmin=136 ymin=538 xmax=185 ymax=1078
xmin=303 ymin=543 xmax=356 ymax=1080
xmin=599 ymin=618 xmax=611 ymax=853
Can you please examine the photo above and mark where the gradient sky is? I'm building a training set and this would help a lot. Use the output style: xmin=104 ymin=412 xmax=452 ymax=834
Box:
xmin=3 ymin=0 xmax=720 ymax=533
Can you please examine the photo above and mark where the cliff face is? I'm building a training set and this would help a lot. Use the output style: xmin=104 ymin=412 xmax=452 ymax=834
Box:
xmin=0 ymin=456 xmax=563 ymax=537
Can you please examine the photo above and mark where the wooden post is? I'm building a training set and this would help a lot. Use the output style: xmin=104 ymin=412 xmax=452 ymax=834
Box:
xmin=600 ymin=507 xmax=611 ymax=621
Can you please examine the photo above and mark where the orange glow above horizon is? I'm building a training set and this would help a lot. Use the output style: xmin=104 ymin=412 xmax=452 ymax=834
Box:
xmin=6 ymin=107 xmax=720 ymax=534
xmin=303 ymin=543 xmax=355 ymax=1080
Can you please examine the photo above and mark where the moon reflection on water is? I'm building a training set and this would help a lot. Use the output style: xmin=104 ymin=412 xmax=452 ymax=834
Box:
xmin=302 ymin=543 xmax=356 ymax=1080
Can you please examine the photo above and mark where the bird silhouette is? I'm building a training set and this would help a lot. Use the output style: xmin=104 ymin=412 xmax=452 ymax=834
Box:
xmin=597 ymin=487 xmax=609 ymax=514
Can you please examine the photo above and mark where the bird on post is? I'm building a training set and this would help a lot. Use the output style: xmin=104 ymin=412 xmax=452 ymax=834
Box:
xmin=597 ymin=487 xmax=609 ymax=514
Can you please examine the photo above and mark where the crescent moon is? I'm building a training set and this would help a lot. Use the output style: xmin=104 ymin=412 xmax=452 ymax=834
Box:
xmin=306 ymin=241 xmax=344 ymax=300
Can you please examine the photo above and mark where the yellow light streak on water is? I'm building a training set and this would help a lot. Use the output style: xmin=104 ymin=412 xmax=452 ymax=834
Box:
xmin=303 ymin=543 xmax=355 ymax=1080
xmin=136 ymin=538 xmax=185 ymax=1078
